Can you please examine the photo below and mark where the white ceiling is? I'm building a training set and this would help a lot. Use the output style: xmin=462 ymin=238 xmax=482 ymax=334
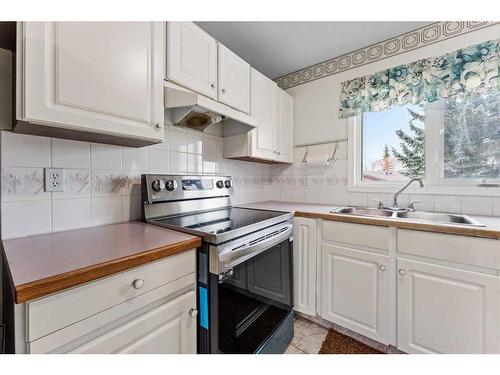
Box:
xmin=196 ymin=22 xmax=431 ymax=79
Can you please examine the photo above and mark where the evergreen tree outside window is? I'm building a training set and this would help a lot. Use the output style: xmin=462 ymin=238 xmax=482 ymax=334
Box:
xmin=359 ymin=90 xmax=499 ymax=185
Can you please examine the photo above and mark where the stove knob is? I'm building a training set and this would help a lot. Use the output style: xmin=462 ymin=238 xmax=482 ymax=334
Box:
xmin=224 ymin=180 xmax=232 ymax=188
xmin=151 ymin=179 xmax=165 ymax=192
xmin=165 ymin=180 xmax=178 ymax=191
xmin=216 ymin=180 xmax=224 ymax=189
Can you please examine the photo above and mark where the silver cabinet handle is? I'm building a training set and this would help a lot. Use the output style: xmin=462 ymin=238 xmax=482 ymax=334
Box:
xmin=398 ymin=269 xmax=407 ymax=276
xmin=379 ymin=265 xmax=387 ymax=272
xmin=132 ymin=278 xmax=144 ymax=290
xmin=189 ymin=308 xmax=198 ymax=318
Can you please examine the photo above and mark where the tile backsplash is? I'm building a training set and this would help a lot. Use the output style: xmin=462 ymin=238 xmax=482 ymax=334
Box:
xmin=0 ymin=127 xmax=278 ymax=239
xmin=270 ymin=141 xmax=497 ymax=217
xmin=0 ymin=130 xmax=498 ymax=240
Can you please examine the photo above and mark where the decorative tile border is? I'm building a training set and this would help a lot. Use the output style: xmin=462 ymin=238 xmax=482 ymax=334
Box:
xmin=275 ymin=21 xmax=498 ymax=89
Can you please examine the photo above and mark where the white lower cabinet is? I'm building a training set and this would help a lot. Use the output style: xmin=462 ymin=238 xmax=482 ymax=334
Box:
xmin=67 ymin=290 xmax=196 ymax=354
xmin=293 ymin=220 xmax=500 ymax=353
xmin=292 ymin=217 xmax=317 ymax=316
xmin=321 ymin=243 xmax=389 ymax=344
xmin=27 ymin=251 xmax=197 ymax=354
xmin=397 ymin=258 xmax=500 ymax=354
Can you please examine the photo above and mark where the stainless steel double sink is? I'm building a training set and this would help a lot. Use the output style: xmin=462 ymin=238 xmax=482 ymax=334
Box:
xmin=330 ymin=206 xmax=485 ymax=227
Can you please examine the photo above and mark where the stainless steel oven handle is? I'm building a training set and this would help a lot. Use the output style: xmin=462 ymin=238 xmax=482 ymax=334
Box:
xmin=219 ymin=224 xmax=293 ymax=267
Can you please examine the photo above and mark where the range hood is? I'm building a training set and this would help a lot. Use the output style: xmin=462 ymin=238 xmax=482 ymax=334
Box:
xmin=164 ymin=81 xmax=256 ymax=136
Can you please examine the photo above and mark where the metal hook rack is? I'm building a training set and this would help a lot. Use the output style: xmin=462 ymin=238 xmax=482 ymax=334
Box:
xmin=301 ymin=138 xmax=347 ymax=164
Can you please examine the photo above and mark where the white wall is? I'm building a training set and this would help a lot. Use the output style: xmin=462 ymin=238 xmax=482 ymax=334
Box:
xmin=279 ymin=25 xmax=500 ymax=214
xmin=288 ymin=24 xmax=500 ymax=147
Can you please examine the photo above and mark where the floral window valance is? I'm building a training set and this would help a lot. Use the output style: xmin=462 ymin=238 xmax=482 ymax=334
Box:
xmin=338 ymin=39 xmax=499 ymax=118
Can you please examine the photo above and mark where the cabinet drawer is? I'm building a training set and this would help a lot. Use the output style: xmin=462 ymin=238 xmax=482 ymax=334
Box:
xmin=322 ymin=220 xmax=389 ymax=250
xmin=397 ymin=230 xmax=500 ymax=269
xmin=28 ymin=249 xmax=195 ymax=341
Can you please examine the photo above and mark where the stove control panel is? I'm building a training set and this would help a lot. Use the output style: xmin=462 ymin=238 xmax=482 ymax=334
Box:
xmin=143 ymin=175 xmax=233 ymax=203
xmin=183 ymin=179 xmax=213 ymax=191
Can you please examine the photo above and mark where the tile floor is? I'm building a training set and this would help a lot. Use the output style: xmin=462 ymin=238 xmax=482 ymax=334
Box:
xmin=284 ymin=317 xmax=328 ymax=354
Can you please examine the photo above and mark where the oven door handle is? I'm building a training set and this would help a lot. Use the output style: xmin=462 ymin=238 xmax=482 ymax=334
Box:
xmin=219 ymin=224 xmax=293 ymax=268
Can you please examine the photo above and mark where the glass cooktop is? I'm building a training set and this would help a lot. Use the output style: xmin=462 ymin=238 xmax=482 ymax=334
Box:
xmin=152 ymin=207 xmax=291 ymax=243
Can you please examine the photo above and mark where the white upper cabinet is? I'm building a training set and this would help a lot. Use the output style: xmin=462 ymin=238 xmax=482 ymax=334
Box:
xmin=223 ymin=75 xmax=294 ymax=163
xmin=276 ymin=89 xmax=294 ymax=163
xmin=217 ymin=43 xmax=250 ymax=113
xmin=167 ymin=22 xmax=217 ymax=99
xmin=249 ymin=68 xmax=278 ymax=160
xmin=16 ymin=22 xmax=165 ymax=147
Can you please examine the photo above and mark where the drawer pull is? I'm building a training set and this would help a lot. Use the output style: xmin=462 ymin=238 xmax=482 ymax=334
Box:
xmin=132 ymin=278 xmax=145 ymax=290
xmin=398 ymin=269 xmax=407 ymax=276
xmin=189 ymin=308 xmax=198 ymax=318
xmin=379 ymin=265 xmax=387 ymax=272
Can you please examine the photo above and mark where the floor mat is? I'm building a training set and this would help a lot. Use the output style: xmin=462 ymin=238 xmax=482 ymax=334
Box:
xmin=319 ymin=329 xmax=384 ymax=354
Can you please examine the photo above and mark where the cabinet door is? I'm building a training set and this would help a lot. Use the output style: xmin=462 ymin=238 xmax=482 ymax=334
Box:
xmin=293 ymin=218 xmax=317 ymax=316
xmin=276 ymin=89 xmax=294 ymax=163
xmin=218 ymin=44 xmax=250 ymax=113
xmin=397 ymin=258 xmax=500 ymax=354
xmin=167 ymin=22 xmax=217 ymax=99
xmin=321 ymin=243 xmax=389 ymax=344
xmin=249 ymin=68 xmax=277 ymax=160
xmin=18 ymin=22 xmax=164 ymax=143
xmin=69 ymin=290 xmax=197 ymax=354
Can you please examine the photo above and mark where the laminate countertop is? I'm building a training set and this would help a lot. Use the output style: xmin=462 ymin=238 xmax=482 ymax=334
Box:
xmin=238 ymin=201 xmax=500 ymax=240
xmin=1 ymin=222 xmax=201 ymax=303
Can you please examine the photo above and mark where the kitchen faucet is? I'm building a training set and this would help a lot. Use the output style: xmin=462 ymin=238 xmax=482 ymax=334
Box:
xmin=392 ymin=177 xmax=424 ymax=210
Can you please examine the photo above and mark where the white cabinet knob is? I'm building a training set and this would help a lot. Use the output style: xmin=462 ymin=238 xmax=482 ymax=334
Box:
xmin=398 ymin=269 xmax=407 ymax=276
xmin=154 ymin=123 xmax=163 ymax=129
xmin=189 ymin=308 xmax=198 ymax=318
xmin=132 ymin=278 xmax=144 ymax=290
xmin=211 ymin=83 xmax=215 ymax=89
xmin=379 ymin=265 xmax=387 ymax=272
xmin=221 ymin=88 xmax=226 ymax=94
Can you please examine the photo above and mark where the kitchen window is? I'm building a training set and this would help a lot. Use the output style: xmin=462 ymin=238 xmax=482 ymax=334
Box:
xmin=348 ymin=90 xmax=500 ymax=195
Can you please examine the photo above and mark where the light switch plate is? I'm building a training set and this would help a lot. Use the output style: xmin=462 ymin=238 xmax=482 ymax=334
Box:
xmin=44 ymin=168 xmax=65 ymax=192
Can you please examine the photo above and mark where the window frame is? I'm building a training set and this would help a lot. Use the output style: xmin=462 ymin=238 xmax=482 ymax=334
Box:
xmin=347 ymin=103 xmax=500 ymax=196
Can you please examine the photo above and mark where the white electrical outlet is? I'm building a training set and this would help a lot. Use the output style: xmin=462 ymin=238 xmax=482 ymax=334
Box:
xmin=44 ymin=168 xmax=65 ymax=192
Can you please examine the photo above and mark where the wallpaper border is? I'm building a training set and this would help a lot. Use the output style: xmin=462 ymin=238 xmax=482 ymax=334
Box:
xmin=274 ymin=21 xmax=499 ymax=90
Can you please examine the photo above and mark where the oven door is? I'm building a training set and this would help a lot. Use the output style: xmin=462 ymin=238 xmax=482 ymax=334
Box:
xmin=208 ymin=231 xmax=293 ymax=354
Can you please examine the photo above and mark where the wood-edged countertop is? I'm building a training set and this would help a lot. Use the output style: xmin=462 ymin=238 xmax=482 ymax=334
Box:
xmin=1 ymin=222 xmax=201 ymax=303
xmin=238 ymin=201 xmax=500 ymax=240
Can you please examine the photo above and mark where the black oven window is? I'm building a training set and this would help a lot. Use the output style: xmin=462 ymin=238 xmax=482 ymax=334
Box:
xmin=217 ymin=241 xmax=292 ymax=353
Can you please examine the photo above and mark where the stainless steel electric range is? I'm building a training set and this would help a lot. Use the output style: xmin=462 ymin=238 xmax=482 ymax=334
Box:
xmin=142 ymin=174 xmax=294 ymax=354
